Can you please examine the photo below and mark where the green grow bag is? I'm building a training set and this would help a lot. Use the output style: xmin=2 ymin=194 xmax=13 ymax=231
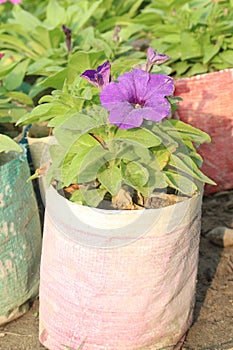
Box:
xmin=0 ymin=147 xmax=42 ymax=325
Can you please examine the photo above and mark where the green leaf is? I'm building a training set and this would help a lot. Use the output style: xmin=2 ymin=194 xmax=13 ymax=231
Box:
xmin=73 ymin=1 xmax=103 ymax=32
xmin=17 ymin=102 xmax=69 ymax=125
xmin=3 ymin=59 xmax=30 ymax=90
xmin=0 ymin=134 xmax=22 ymax=153
xmin=0 ymin=34 xmax=38 ymax=59
xmin=70 ymin=186 xmax=107 ymax=207
xmin=119 ymin=24 xmax=145 ymax=41
xmin=114 ymin=128 xmax=161 ymax=148
xmin=174 ymin=61 xmax=189 ymax=76
xmin=61 ymin=107 xmax=109 ymax=132
xmin=151 ymin=145 xmax=171 ymax=170
xmin=149 ymin=123 xmax=179 ymax=148
xmin=180 ymin=32 xmax=202 ymax=60
xmin=12 ymin=7 xmax=42 ymax=31
xmin=163 ymin=119 xmax=211 ymax=144
xmin=186 ymin=63 xmax=208 ymax=77
xmin=45 ymin=0 xmax=66 ymax=28
xmin=128 ymin=0 xmax=145 ymax=17
xmin=169 ymin=153 xmax=216 ymax=185
xmin=180 ymin=140 xmax=203 ymax=168
xmin=78 ymin=145 xmax=110 ymax=183
xmin=122 ymin=161 xmax=149 ymax=187
xmin=219 ymin=51 xmax=233 ymax=65
xmin=6 ymin=91 xmax=34 ymax=106
xmin=38 ymin=68 xmax=68 ymax=89
xmin=203 ymin=43 xmax=221 ymax=64
xmin=0 ymin=105 xmax=28 ymax=123
xmin=61 ymin=134 xmax=100 ymax=185
xmin=164 ymin=171 xmax=197 ymax=195
xmin=0 ymin=59 xmax=19 ymax=78
xmin=48 ymin=28 xmax=64 ymax=49
xmin=98 ymin=166 xmax=122 ymax=195
xmin=46 ymin=144 xmax=65 ymax=187
xmin=27 ymin=58 xmax=53 ymax=75
xmin=136 ymin=168 xmax=167 ymax=196
xmin=109 ymin=138 xmax=153 ymax=163
xmin=48 ymin=110 xmax=78 ymax=127
xmin=30 ymin=26 xmax=52 ymax=50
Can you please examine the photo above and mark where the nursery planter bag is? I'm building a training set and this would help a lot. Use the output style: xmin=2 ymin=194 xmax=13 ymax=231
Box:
xmin=27 ymin=135 xmax=56 ymax=203
xmin=39 ymin=186 xmax=203 ymax=350
xmin=0 ymin=149 xmax=42 ymax=325
xmin=27 ymin=135 xmax=56 ymax=170
xmin=175 ymin=68 xmax=233 ymax=194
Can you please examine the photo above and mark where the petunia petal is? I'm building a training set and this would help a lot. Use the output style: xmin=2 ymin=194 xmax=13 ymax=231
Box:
xmin=100 ymin=82 xmax=126 ymax=107
xmin=145 ymin=97 xmax=171 ymax=120
xmin=108 ymin=103 xmax=143 ymax=129
xmin=97 ymin=60 xmax=111 ymax=88
xmin=117 ymin=69 xmax=150 ymax=104
xmin=80 ymin=69 xmax=98 ymax=87
xmin=129 ymin=107 xmax=165 ymax=123
xmin=132 ymin=69 xmax=150 ymax=103
xmin=147 ymin=47 xmax=170 ymax=65
xmin=80 ymin=61 xmax=111 ymax=89
xmin=117 ymin=71 xmax=137 ymax=103
xmin=145 ymin=74 xmax=174 ymax=100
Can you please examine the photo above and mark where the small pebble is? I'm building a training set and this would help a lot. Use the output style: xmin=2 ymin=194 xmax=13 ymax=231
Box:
xmin=206 ymin=226 xmax=233 ymax=247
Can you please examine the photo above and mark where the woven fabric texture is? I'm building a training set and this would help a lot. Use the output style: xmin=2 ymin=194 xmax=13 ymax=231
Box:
xmin=175 ymin=68 xmax=233 ymax=194
xmin=0 ymin=149 xmax=42 ymax=325
xmin=27 ymin=135 xmax=56 ymax=170
xmin=27 ymin=135 xmax=56 ymax=204
xmin=39 ymin=187 xmax=202 ymax=350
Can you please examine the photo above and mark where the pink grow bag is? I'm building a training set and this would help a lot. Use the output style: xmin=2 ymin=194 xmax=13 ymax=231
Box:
xmin=39 ymin=186 xmax=203 ymax=350
xmin=175 ymin=69 xmax=233 ymax=194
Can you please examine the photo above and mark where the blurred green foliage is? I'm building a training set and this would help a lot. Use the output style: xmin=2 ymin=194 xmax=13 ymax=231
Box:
xmin=0 ymin=0 xmax=232 ymax=124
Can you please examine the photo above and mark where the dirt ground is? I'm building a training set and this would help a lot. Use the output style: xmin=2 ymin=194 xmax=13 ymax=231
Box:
xmin=0 ymin=190 xmax=233 ymax=350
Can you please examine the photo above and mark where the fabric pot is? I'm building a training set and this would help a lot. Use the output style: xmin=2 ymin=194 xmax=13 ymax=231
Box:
xmin=0 ymin=148 xmax=42 ymax=325
xmin=39 ymin=185 xmax=203 ymax=350
xmin=27 ymin=135 xmax=55 ymax=170
xmin=27 ymin=135 xmax=56 ymax=204
xmin=175 ymin=68 xmax=233 ymax=194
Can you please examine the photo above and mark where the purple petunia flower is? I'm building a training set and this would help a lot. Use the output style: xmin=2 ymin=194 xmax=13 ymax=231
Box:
xmin=146 ymin=47 xmax=170 ymax=72
xmin=100 ymin=69 xmax=174 ymax=129
xmin=80 ymin=61 xmax=111 ymax=90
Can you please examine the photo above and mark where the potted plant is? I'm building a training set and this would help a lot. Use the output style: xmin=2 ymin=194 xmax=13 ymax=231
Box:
xmin=1 ymin=0 xmax=152 ymax=187
xmin=36 ymin=48 xmax=215 ymax=350
xmin=131 ymin=0 xmax=233 ymax=193
xmin=0 ymin=134 xmax=41 ymax=325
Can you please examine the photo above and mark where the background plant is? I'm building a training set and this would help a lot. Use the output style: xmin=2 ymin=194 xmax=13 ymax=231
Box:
xmin=0 ymin=0 xmax=149 ymax=124
xmin=1 ymin=0 xmax=233 ymax=125
xmin=0 ymin=133 xmax=22 ymax=153
xmin=132 ymin=0 xmax=233 ymax=77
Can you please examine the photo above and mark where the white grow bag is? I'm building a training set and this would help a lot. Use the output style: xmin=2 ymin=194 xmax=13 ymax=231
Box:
xmin=39 ymin=185 xmax=203 ymax=350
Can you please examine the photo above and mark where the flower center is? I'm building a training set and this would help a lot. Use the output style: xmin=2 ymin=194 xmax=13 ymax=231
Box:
xmin=135 ymin=103 xmax=142 ymax=109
